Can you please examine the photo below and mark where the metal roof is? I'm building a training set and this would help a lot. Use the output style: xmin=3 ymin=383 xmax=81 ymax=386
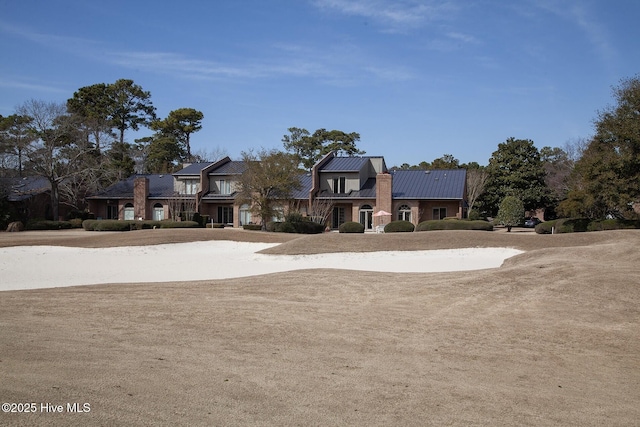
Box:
xmin=391 ymin=169 xmax=466 ymax=199
xmin=208 ymin=160 xmax=248 ymax=175
xmin=172 ymin=162 xmax=213 ymax=176
xmin=319 ymin=157 xmax=369 ymax=172
xmin=1 ymin=176 xmax=50 ymax=201
xmin=87 ymin=174 xmax=176 ymax=199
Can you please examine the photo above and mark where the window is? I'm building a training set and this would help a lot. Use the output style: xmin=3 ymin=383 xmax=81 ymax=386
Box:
xmin=332 ymin=177 xmax=346 ymax=194
xmin=218 ymin=206 xmax=233 ymax=224
xmin=185 ymin=180 xmax=199 ymax=195
xmin=433 ymin=207 xmax=447 ymax=220
xmin=107 ymin=204 xmax=118 ymax=220
xmin=219 ymin=179 xmax=231 ymax=195
xmin=359 ymin=204 xmax=373 ymax=230
xmin=153 ymin=203 xmax=164 ymax=221
xmin=332 ymin=207 xmax=345 ymax=229
xmin=398 ymin=204 xmax=411 ymax=222
xmin=124 ymin=203 xmax=134 ymax=220
xmin=239 ymin=204 xmax=251 ymax=226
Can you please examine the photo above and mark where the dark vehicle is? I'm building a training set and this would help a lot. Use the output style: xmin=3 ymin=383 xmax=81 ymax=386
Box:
xmin=524 ymin=217 xmax=541 ymax=228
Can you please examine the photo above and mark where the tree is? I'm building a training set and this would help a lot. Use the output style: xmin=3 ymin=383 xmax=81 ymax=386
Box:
xmin=466 ymin=167 xmax=488 ymax=213
xmin=495 ymin=196 xmax=524 ymax=232
xmin=144 ymin=135 xmax=185 ymax=173
xmin=151 ymin=108 xmax=203 ymax=162
xmin=0 ymin=114 xmax=34 ymax=176
xmin=283 ymin=127 xmax=365 ymax=170
xmin=480 ymin=138 xmax=551 ymax=216
xmin=109 ymin=79 xmax=156 ymax=145
xmin=67 ymin=83 xmax=116 ymax=153
xmin=17 ymin=100 xmax=94 ymax=220
xmin=431 ymin=154 xmax=460 ymax=169
xmin=237 ymin=149 xmax=301 ymax=228
xmin=570 ymin=75 xmax=640 ymax=218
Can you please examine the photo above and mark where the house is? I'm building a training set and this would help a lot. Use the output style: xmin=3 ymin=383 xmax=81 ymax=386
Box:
xmin=0 ymin=176 xmax=71 ymax=222
xmin=87 ymin=152 xmax=468 ymax=229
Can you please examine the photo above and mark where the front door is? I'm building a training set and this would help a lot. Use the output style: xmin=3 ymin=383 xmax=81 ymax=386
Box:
xmin=359 ymin=205 xmax=373 ymax=230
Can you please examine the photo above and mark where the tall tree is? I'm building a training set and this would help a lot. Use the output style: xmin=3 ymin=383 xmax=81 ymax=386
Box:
xmin=495 ymin=195 xmax=524 ymax=232
xmin=67 ymin=83 xmax=115 ymax=153
xmin=109 ymin=79 xmax=156 ymax=145
xmin=237 ymin=148 xmax=301 ymax=228
xmin=151 ymin=108 xmax=203 ymax=162
xmin=0 ymin=114 xmax=34 ymax=176
xmin=431 ymin=154 xmax=460 ymax=169
xmin=466 ymin=167 xmax=488 ymax=213
xmin=570 ymin=75 xmax=640 ymax=217
xmin=17 ymin=100 xmax=92 ymax=220
xmin=481 ymin=138 xmax=551 ymax=216
xmin=283 ymin=127 xmax=364 ymax=170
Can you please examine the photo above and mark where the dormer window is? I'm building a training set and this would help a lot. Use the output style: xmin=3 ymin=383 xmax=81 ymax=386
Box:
xmin=184 ymin=180 xmax=199 ymax=195
xmin=332 ymin=177 xmax=346 ymax=194
xmin=219 ymin=179 xmax=231 ymax=195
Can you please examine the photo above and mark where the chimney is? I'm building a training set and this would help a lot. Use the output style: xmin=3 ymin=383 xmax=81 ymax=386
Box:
xmin=134 ymin=177 xmax=149 ymax=220
xmin=375 ymin=172 xmax=393 ymax=226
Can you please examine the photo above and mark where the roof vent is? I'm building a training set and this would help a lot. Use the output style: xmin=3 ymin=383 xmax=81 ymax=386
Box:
xmin=425 ymin=170 xmax=431 ymax=174
xmin=159 ymin=175 xmax=163 ymax=178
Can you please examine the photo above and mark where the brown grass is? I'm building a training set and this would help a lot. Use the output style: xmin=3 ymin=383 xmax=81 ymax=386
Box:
xmin=1 ymin=228 xmax=639 ymax=426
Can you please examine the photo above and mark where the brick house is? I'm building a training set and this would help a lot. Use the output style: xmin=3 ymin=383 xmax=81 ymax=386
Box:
xmin=87 ymin=152 xmax=468 ymax=229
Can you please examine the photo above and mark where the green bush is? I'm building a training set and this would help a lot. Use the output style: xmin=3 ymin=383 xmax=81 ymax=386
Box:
xmin=243 ymin=224 xmax=262 ymax=230
xmin=266 ymin=214 xmax=324 ymax=234
xmin=25 ymin=220 xmax=73 ymax=230
xmin=535 ymin=220 xmax=557 ymax=234
xmin=416 ymin=220 xmax=493 ymax=231
xmin=339 ymin=221 xmax=365 ymax=233
xmin=467 ymin=209 xmax=481 ymax=221
xmin=206 ymin=222 xmax=225 ymax=229
xmin=555 ymin=218 xmax=590 ymax=233
xmin=384 ymin=220 xmax=415 ymax=233
xmin=82 ymin=219 xmax=199 ymax=231
xmin=587 ymin=219 xmax=640 ymax=231
xmin=265 ymin=221 xmax=279 ymax=232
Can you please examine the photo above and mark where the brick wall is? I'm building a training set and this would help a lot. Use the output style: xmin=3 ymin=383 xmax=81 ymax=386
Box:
xmin=134 ymin=177 xmax=149 ymax=220
xmin=375 ymin=172 xmax=393 ymax=227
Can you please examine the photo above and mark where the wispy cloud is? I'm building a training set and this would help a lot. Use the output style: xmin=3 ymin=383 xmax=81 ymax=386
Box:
xmin=0 ymin=20 xmax=414 ymax=87
xmin=312 ymin=0 xmax=457 ymax=33
xmin=0 ymin=78 xmax=68 ymax=94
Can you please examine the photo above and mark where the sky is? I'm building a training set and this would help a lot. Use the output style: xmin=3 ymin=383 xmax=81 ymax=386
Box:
xmin=1 ymin=0 xmax=639 ymax=167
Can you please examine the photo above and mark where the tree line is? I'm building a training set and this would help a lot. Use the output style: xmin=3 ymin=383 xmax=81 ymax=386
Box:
xmin=2 ymin=75 xmax=639 ymax=224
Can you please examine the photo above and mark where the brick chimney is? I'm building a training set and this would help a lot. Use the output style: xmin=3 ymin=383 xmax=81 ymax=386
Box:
xmin=134 ymin=177 xmax=149 ymax=220
xmin=375 ymin=172 xmax=393 ymax=227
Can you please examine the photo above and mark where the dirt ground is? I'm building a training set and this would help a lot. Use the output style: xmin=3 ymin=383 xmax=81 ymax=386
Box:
xmin=0 ymin=228 xmax=639 ymax=426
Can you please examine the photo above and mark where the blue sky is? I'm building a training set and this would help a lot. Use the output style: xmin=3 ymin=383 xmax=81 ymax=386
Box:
xmin=1 ymin=0 xmax=638 ymax=167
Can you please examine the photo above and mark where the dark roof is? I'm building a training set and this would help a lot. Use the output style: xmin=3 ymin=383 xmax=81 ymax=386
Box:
xmin=291 ymin=174 xmax=313 ymax=199
xmin=392 ymin=169 xmax=466 ymax=199
xmin=1 ymin=176 xmax=50 ymax=201
xmin=173 ymin=162 xmax=213 ymax=176
xmin=209 ymin=160 xmax=248 ymax=175
xmin=320 ymin=157 xmax=369 ymax=172
xmin=87 ymin=174 xmax=176 ymax=199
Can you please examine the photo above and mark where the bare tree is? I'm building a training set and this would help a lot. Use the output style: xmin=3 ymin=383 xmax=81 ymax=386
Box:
xmin=308 ymin=197 xmax=333 ymax=226
xmin=466 ymin=168 xmax=488 ymax=213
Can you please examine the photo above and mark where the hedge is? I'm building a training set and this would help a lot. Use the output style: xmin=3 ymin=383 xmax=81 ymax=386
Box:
xmin=265 ymin=219 xmax=324 ymax=234
xmin=82 ymin=219 xmax=199 ymax=231
xmin=416 ymin=220 xmax=493 ymax=231
xmin=25 ymin=220 xmax=73 ymax=230
xmin=536 ymin=218 xmax=640 ymax=234
xmin=339 ymin=221 xmax=365 ymax=233
xmin=243 ymin=224 xmax=262 ymax=230
xmin=384 ymin=220 xmax=415 ymax=233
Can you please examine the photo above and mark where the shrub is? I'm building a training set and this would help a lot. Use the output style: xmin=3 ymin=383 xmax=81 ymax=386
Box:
xmin=159 ymin=220 xmax=199 ymax=228
xmin=26 ymin=220 xmax=73 ymax=230
xmin=587 ymin=219 xmax=640 ymax=231
xmin=243 ymin=224 xmax=262 ymax=230
xmin=93 ymin=220 xmax=131 ymax=231
xmin=293 ymin=220 xmax=324 ymax=234
xmin=535 ymin=220 xmax=557 ymax=234
xmin=555 ymin=218 xmax=590 ymax=233
xmin=416 ymin=220 xmax=493 ymax=231
xmin=68 ymin=218 xmax=84 ymax=228
xmin=339 ymin=221 xmax=365 ymax=233
xmin=384 ymin=220 xmax=415 ymax=233
xmin=495 ymin=196 xmax=524 ymax=232
xmin=265 ymin=221 xmax=280 ymax=232
xmin=467 ymin=209 xmax=481 ymax=221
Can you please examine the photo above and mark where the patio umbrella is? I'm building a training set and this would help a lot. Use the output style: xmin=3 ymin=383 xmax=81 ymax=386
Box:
xmin=373 ymin=210 xmax=392 ymax=224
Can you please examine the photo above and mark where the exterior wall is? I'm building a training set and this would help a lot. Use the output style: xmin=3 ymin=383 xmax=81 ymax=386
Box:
xmin=134 ymin=178 xmax=149 ymax=220
xmin=392 ymin=200 xmax=420 ymax=225
xmin=319 ymin=172 xmax=360 ymax=193
xmin=208 ymin=176 xmax=239 ymax=195
xmin=418 ymin=200 xmax=464 ymax=221
xmin=375 ymin=172 xmax=393 ymax=227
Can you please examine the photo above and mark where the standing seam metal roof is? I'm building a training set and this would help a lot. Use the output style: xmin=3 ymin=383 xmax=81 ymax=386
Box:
xmin=391 ymin=169 xmax=466 ymax=199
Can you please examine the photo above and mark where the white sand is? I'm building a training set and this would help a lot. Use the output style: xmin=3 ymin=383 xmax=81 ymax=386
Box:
xmin=0 ymin=241 xmax=523 ymax=291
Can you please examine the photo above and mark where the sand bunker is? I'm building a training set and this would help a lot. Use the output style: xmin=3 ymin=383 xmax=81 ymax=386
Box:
xmin=0 ymin=240 xmax=523 ymax=291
